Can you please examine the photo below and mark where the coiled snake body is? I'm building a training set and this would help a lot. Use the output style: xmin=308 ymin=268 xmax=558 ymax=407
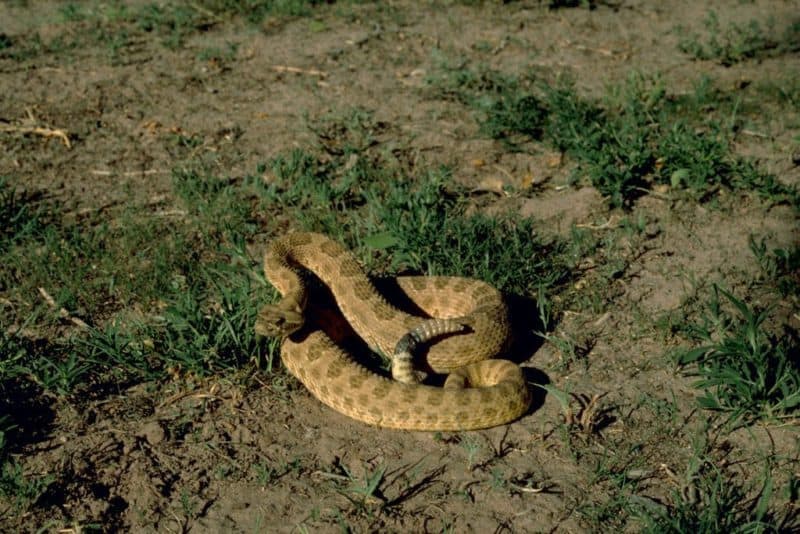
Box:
xmin=255 ymin=233 xmax=530 ymax=431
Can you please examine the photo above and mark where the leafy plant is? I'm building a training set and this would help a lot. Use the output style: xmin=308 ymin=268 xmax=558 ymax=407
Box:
xmin=258 ymin=116 xmax=575 ymax=296
xmin=0 ymin=177 xmax=42 ymax=251
xmin=675 ymin=286 xmax=800 ymax=422
xmin=0 ymin=460 xmax=53 ymax=513
xmin=633 ymin=457 xmax=794 ymax=533
xmin=427 ymin=65 xmax=799 ymax=208
xmin=678 ymin=11 xmax=799 ymax=66
xmin=750 ymin=236 xmax=800 ymax=298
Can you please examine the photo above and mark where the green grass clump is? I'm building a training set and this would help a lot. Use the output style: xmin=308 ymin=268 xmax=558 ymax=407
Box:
xmin=199 ymin=0 xmax=326 ymax=22
xmin=428 ymin=64 xmax=799 ymax=208
xmin=755 ymin=77 xmax=800 ymax=110
xmin=0 ymin=105 xmax=575 ymax=400
xmin=258 ymin=124 xmax=573 ymax=297
xmin=511 ymin=74 xmax=741 ymax=206
xmin=633 ymin=452 xmax=794 ymax=532
xmin=750 ymin=237 xmax=800 ymax=298
xmin=0 ymin=170 xmax=274 ymax=398
xmin=1 ymin=0 xmax=330 ymax=62
xmin=0 ymin=33 xmax=71 ymax=62
xmin=677 ymin=11 xmax=800 ymax=66
xmin=358 ymin=174 xmax=571 ymax=296
xmin=0 ymin=458 xmax=53 ymax=515
xmin=674 ymin=286 xmax=800 ymax=423
xmin=0 ymin=414 xmax=52 ymax=515
xmin=259 ymin=147 xmax=374 ymax=216
xmin=0 ymin=177 xmax=44 ymax=252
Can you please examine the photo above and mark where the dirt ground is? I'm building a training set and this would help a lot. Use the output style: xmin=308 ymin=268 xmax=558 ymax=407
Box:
xmin=1 ymin=1 xmax=798 ymax=532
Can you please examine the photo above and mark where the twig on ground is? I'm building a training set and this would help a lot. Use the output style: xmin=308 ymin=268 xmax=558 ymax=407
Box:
xmin=576 ymin=216 xmax=620 ymax=230
xmin=0 ymin=109 xmax=71 ymax=148
xmin=272 ymin=65 xmax=327 ymax=77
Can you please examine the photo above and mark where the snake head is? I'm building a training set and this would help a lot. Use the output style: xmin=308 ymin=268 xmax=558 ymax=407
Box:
xmin=255 ymin=303 xmax=305 ymax=338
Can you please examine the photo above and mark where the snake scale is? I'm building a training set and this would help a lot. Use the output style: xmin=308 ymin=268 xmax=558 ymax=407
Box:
xmin=255 ymin=232 xmax=531 ymax=431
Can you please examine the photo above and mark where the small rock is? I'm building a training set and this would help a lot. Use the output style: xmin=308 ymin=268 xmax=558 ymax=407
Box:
xmin=137 ymin=421 xmax=165 ymax=445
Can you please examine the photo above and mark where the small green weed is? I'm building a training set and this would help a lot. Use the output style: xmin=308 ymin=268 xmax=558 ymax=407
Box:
xmin=148 ymin=258 xmax=271 ymax=376
xmin=578 ymin=491 xmax=638 ymax=531
xmin=363 ymin=186 xmax=570 ymax=295
xmin=72 ymin=259 xmax=274 ymax=383
xmin=197 ymin=42 xmax=239 ymax=63
xmin=543 ymin=73 xmax=796 ymax=206
xmin=459 ymin=434 xmax=483 ymax=470
xmin=489 ymin=467 xmax=509 ymax=491
xmin=678 ymin=11 xmax=800 ymax=66
xmin=348 ymin=464 xmax=386 ymax=500
xmin=656 ymin=122 xmax=730 ymax=197
xmin=0 ymin=166 xmax=274 ymax=395
xmin=4 ymin=1 xmax=332 ymax=63
xmin=750 ymin=236 xmax=800 ymax=298
xmin=333 ymin=463 xmax=387 ymax=510
xmin=0 ymin=459 xmax=53 ymax=514
xmin=254 ymin=462 xmax=280 ymax=486
xmin=22 ymin=352 xmax=92 ymax=397
xmin=258 ymin=147 xmax=373 ymax=221
xmin=633 ymin=456 xmax=794 ymax=532
xmin=578 ymin=424 xmax=799 ymax=531
xmin=258 ymin=110 xmax=576 ymax=297
xmin=576 ymin=448 xmax=645 ymax=531
xmin=0 ymin=33 xmax=59 ymax=62
xmin=427 ymin=64 xmax=799 ymax=208
xmin=172 ymin=168 xmax=256 ymax=245
xmin=134 ymin=3 xmax=200 ymax=48
xmin=198 ymin=0 xmax=324 ymax=22
xmin=1 ymin=219 xmax=190 ymax=325
xmin=675 ymin=285 xmax=800 ymax=423
xmin=0 ymin=331 xmax=33 ymax=386
xmin=73 ymin=322 xmax=155 ymax=379
xmin=57 ymin=3 xmax=86 ymax=22
xmin=755 ymin=76 xmax=800 ymax=109
xmin=0 ymin=177 xmax=43 ymax=252
xmin=179 ymin=489 xmax=197 ymax=518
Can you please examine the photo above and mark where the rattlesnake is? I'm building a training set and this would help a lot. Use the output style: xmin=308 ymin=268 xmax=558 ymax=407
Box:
xmin=255 ymin=232 xmax=531 ymax=431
